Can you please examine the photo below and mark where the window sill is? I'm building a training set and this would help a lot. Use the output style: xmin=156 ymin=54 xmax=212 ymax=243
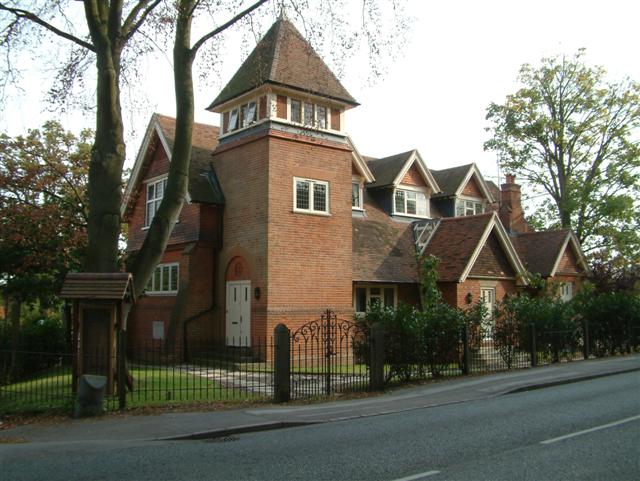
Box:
xmin=292 ymin=209 xmax=331 ymax=217
xmin=351 ymin=207 xmax=364 ymax=212
xmin=393 ymin=213 xmax=430 ymax=220
xmin=144 ymin=291 xmax=178 ymax=297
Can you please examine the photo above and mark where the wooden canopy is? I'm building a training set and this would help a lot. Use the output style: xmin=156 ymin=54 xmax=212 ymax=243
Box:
xmin=60 ymin=273 xmax=135 ymax=302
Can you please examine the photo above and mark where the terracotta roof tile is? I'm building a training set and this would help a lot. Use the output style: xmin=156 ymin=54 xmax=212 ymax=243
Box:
xmin=155 ymin=115 xmax=223 ymax=204
xmin=422 ymin=213 xmax=494 ymax=282
xmin=352 ymin=193 xmax=419 ymax=283
xmin=512 ymin=230 xmax=570 ymax=277
xmin=208 ymin=18 xmax=357 ymax=109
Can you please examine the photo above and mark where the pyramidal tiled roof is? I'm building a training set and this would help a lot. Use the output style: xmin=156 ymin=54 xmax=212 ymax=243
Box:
xmin=208 ymin=18 xmax=357 ymax=110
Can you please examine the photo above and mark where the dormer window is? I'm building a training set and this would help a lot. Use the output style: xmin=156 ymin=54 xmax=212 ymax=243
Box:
xmin=456 ymin=198 xmax=484 ymax=216
xmin=394 ymin=188 xmax=428 ymax=217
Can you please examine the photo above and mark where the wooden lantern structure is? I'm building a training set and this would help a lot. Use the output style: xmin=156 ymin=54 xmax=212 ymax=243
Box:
xmin=61 ymin=273 xmax=135 ymax=395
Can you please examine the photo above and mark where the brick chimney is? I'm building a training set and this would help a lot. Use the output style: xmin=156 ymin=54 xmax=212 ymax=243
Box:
xmin=499 ymin=174 xmax=529 ymax=234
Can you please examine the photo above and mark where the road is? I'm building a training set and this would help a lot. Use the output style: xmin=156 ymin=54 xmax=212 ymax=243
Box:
xmin=1 ymin=371 xmax=638 ymax=480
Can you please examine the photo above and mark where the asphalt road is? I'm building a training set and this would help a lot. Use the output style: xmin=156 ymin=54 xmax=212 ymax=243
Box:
xmin=1 ymin=371 xmax=638 ymax=481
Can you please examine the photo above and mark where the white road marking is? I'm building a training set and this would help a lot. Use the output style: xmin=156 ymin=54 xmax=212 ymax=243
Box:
xmin=541 ymin=414 xmax=640 ymax=445
xmin=391 ymin=470 xmax=440 ymax=481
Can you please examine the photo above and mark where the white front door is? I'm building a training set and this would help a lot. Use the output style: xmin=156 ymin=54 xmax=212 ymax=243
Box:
xmin=480 ymin=287 xmax=496 ymax=339
xmin=226 ymin=281 xmax=251 ymax=346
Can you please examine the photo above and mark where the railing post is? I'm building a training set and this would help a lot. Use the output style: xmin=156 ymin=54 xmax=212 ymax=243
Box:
xmin=583 ymin=320 xmax=590 ymax=360
xmin=369 ymin=323 xmax=385 ymax=391
xmin=325 ymin=309 xmax=332 ymax=396
xmin=273 ymin=324 xmax=290 ymax=403
xmin=530 ymin=324 xmax=537 ymax=368
xmin=462 ymin=323 xmax=470 ymax=375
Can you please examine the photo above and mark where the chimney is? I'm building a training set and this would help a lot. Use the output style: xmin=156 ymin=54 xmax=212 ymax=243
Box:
xmin=499 ymin=174 xmax=529 ymax=234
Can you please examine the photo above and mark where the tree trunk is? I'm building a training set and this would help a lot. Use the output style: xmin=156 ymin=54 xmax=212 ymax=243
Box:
xmin=130 ymin=3 xmax=195 ymax=301
xmin=8 ymin=296 xmax=22 ymax=381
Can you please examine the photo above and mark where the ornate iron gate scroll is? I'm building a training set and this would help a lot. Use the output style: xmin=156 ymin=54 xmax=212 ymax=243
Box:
xmin=290 ymin=309 xmax=369 ymax=399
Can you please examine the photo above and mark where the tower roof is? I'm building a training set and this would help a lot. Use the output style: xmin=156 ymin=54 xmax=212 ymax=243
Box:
xmin=207 ymin=18 xmax=358 ymax=110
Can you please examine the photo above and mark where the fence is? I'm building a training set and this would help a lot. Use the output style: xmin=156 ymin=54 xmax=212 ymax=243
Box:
xmin=1 ymin=316 xmax=639 ymax=415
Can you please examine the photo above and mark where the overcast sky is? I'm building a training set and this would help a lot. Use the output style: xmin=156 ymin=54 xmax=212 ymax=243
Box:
xmin=2 ymin=0 xmax=639 ymax=188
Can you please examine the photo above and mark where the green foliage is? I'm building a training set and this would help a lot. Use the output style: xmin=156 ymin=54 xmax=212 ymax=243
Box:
xmin=494 ymin=293 xmax=578 ymax=366
xmin=420 ymin=255 xmax=442 ymax=309
xmin=485 ymin=50 xmax=640 ymax=261
xmin=574 ymin=288 xmax=640 ymax=355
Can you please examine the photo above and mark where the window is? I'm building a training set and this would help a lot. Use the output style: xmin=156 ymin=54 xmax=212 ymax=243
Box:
xmin=352 ymin=181 xmax=363 ymax=210
xmin=241 ymin=101 xmax=257 ymax=127
xmin=317 ymin=105 xmax=327 ymax=129
xmin=146 ymin=263 xmax=179 ymax=294
xmin=290 ymin=99 xmax=302 ymax=123
xmin=560 ymin=282 xmax=573 ymax=302
xmin=394 ymin=189 xmax=428 ymax=217
xmin=228 ymin=108 xmax=239 ymax=131
xmin=294 ymin=178 xmax=329 ymax=214
xmin=456 ymin=199 xmax=484 ymax=217
xmin=304 ymin=102 xmax=314 ymax=125
xmin=145 ymin=177 xmax=167 ymax=227
xmin=354 ymin=285 xmax=396 ymax=313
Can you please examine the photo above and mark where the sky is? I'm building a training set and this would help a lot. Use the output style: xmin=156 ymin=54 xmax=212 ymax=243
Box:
xmin=2 ymin=0 xmax=640 ymax=191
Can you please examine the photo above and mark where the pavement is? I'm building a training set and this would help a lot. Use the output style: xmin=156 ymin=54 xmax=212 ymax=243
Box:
xmin=1 ymin=354 xmax=638 ymax=444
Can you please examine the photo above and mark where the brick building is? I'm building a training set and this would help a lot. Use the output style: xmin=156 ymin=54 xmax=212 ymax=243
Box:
xmin=122 ymin=17 xmax=588 ymax=347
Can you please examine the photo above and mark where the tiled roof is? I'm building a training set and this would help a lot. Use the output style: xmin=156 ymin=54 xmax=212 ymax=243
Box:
xmin=366 ymin=150 xmax=414 ymax=188
xmin=208 ymin=18 xmax=357 ymax=109
xmin=155 ymin=115 xmax=223 ymax=204
xmin=421 ymin=213 xmax=495 ymax=282
xmin=430 ymin=164 xmax=473 ymax=198
xmin=512 ymin=230 xmax=570 ymax=277
xmin=352 ymin=194 xmax=420 ymax=283
xmin=61 ymin=273 xmax=135 ymax=301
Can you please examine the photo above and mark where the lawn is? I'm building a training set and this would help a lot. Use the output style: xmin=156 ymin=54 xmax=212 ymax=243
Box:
xmin=0 ymin=364 xmax=268 ymax=415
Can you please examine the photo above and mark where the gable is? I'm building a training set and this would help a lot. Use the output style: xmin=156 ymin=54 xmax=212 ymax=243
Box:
xmin=401 ymin=163 xmax=427 ymax=187
xmin=461 ymin=176 xmax=483 ymax=198
xmin=469 ymin=232 xmax=516 ymax=278
xmin=556 ymin=245 xmax=582 ymax=275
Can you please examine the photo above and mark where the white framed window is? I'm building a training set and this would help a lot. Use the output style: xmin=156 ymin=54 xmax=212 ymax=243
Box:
xmin=455 ymin=198 xmax=484 ymax=217
xmin=294 ymin=177 xmax=329 ymax=214
xmin=241 ymin=101 xmax=257 ymax=127
xmin=393 ymin=188 xmax=428 ymax=217
xmin=317 ymin=105 xmax=327 ymax=129
xmin=352 ymin=177 xmax=363 ymax=210
xmin=145 ymin=177 xmax=168 ymax=227
xmin=560 ymin=282 xmax=573 ymax=302
xmin=146 ymin=263 xmax=179 ymax=294
xmin=228 ymin=108 xmax=239 ymax=131
xmin=290 ymin=99 xmax=302 ymax=123
xmin=354 ymin=285 xmax=397 ymax=314
xmin=304 ymin=102 xmax=314 ymax=125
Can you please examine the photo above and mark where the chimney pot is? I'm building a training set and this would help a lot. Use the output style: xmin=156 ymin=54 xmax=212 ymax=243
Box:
xmin=505 ymin=173 xmax=516 ymax=184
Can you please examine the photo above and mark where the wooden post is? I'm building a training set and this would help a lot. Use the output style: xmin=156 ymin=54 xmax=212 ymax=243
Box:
xmin=273 ymin=324 xmax=290 ymax=403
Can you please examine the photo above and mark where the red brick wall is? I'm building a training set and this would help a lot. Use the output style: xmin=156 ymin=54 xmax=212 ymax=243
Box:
xmin=266 ymin=134 xmax=354 ymax=334
xmin=439 ymin=279 xmax=517 ymax=309
xmin=401 ymin=163 xmax=427 ymax=187
xmin=469 ymin=233 xmax=515 ymax=278
xmin=461 ymin=176 xmax=483 ymax=198
xmin=127 ymin=143 xmax=203 ymax=252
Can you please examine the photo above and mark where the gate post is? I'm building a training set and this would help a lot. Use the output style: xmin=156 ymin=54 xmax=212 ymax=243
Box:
xmin=274 ymin=324 xmax=290 ymax=403
xmin=325 ymin=309 xmax=332 ymax=396
xmin=583 ymin=320 xmax=590 ymax=359
xmin=462 ymin=324 xmax=470 ymax=375
xmin=530 ymin=324 xmax=537 ymax=368
xmin=369 ymin=323 xmax=385 ymax=391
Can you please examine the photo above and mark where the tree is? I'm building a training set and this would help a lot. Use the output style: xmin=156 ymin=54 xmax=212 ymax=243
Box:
xmin=1 ymin=1 xmax=409 ymax=297
xmin=485 ymin=51 xmax=640 ymax=261
xmin=0 ymin=121 xmax=89 ymax=374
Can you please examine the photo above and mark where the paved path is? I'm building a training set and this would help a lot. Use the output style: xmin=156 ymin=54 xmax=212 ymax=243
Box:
xmin=1 ymin=354 xmax=638 ymax=444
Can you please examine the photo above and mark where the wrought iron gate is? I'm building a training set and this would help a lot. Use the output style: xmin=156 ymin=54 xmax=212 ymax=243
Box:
xmin=289 ymin=309 xmax=369 ymax=399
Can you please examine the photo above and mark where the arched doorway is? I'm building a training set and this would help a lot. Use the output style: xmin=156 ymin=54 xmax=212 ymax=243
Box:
xmin=225 ymin=256 xmax=251 ymax=346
